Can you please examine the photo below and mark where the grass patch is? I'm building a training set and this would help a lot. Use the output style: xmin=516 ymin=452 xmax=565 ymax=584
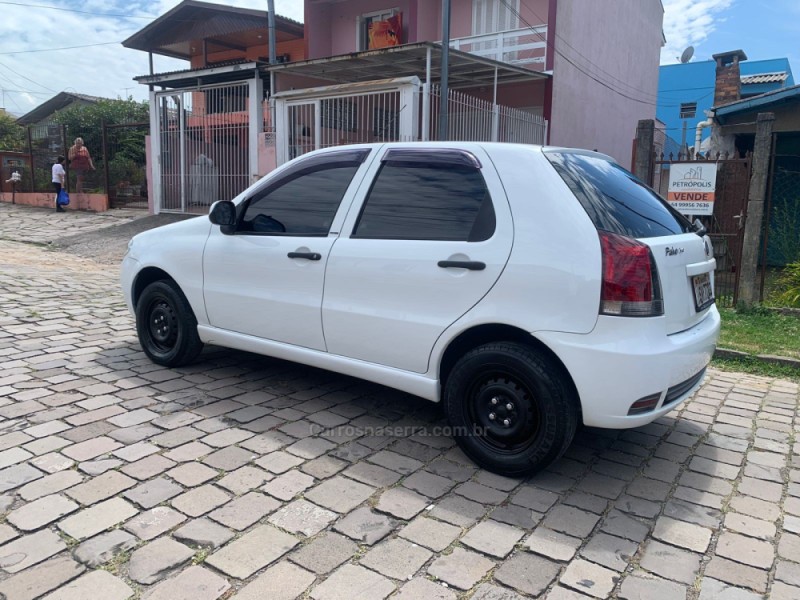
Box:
xmin=712 ymin=355 xmax=800 ymax=382
xmin=718 ymin=307 xmax=800 ymax=359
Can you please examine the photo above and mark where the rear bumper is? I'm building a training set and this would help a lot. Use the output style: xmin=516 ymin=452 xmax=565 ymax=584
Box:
xmin=534 ymin=307 xmax=720 ymax=429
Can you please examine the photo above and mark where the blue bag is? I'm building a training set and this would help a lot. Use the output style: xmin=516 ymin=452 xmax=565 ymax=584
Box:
xmin=57 ymin=190 xmax=70 ymax=206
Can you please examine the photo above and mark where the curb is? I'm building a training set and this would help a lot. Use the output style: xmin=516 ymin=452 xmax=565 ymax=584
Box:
xmin=715 ymin=347 xmax=800 ymax=369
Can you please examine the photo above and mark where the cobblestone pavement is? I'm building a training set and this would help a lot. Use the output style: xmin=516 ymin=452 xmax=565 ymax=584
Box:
xmin=0 ymin=203 xmax=143 ymax=245
xmin=0 ymin=221 xmax=799 ymax=599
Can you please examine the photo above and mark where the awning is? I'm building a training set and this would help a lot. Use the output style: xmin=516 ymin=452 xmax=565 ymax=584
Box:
xmin=264 ymin=42 xmax=550 ymax=89
xmin=134 ymin=61 xmax=261 ymax=89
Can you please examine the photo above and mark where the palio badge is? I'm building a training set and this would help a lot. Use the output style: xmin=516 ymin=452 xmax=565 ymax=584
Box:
xmin=667 ymin=163 xmax=717 ymax=216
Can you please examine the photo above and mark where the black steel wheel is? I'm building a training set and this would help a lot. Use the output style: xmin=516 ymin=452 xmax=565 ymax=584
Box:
xmin=135 ymin=280 xmax=203 ymax=367
xmin=443 ymin=342 xmax=578 ymax=477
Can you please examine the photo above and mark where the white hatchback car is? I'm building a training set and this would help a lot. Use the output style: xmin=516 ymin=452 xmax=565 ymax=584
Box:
xmin=122 ymin=142 xmax=719 ymax=476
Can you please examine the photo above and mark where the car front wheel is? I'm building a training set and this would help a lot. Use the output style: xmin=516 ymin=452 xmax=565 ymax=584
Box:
xmin=443 ymin=342 xmax=578 ymax=477
xmin=135 ymin=280 xmax=203 ymax=367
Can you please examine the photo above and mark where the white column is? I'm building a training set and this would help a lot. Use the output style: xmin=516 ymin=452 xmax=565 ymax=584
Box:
xmin=249 ymin=75 xmax=264 ymax=182
xmin=149 ymin=90 xmax=161 ymax=214
xmin=422 ymin=47 xmax=432 ymax=141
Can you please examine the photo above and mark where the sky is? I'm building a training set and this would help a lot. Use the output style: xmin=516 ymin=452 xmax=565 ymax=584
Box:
xmin=0 ymin=0 xmax=798 ymax=117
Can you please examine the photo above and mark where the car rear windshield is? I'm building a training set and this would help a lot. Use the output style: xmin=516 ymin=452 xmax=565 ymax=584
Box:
xmin=545 ymin=151 xmax=693 ymax=238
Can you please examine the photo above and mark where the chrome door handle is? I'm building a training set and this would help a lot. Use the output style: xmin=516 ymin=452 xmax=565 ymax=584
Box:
xmin=288 ymin=252 xmax=321 ymax=261
xmin=437 ymin=260 xmax=486 ymax=271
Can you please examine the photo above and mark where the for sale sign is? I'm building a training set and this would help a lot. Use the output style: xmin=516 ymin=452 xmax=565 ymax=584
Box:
xmin=667 ymin=163 xmax=718 ymax=216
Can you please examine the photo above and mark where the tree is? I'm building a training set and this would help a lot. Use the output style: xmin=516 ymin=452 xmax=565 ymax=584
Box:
xmin=0 ymin=111 xmax=26 ymax=151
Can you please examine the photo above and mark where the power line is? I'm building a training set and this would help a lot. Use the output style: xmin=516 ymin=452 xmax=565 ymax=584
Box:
xmin=0 ymin=41 xmax=122 ymax=56
xmin=0 ymin=61 xmax=56 ymax=93
xmin=0 ymin=1 xmax=155 ymax=18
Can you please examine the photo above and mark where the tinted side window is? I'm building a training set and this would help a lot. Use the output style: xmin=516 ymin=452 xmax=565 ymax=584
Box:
xmin=545 ymin=152 xmax=692 ymax=238
xmin=240 ymin=164 xmax=360 ymax=236
xmin=353 ymin=163 xmax=495 ymax=241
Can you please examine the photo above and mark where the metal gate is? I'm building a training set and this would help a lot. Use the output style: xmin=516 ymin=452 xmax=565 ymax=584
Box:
xmin=102 ymin=122 xmax=149 ymax=209
xmin=154 ymin=82 xmax=251 ymax=213
xmin=653 ymin=152 xmax=753 ymax=306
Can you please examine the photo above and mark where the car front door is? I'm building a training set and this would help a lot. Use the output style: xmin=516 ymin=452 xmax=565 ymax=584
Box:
xmin=203 ymin=148 xmax=374 ymax=351
xmin=322 ymin=145 xmax=513 ymax=374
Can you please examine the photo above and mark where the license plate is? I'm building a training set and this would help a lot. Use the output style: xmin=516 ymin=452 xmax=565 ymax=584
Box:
xmin=692 ymin=272 xmax=714 ymax=311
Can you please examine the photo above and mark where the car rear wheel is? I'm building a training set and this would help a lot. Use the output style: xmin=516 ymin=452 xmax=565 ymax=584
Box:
xmin=443 ymin=342 xmax=578 ymax=477
xmin=135 ymin=280 xmax=203 ymax=367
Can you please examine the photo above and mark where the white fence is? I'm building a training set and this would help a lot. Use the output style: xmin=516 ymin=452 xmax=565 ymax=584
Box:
xmin=273 ymin=78 xmax=548 ymax=165
xmin=427 ymin=84 xmax=547 ymax=145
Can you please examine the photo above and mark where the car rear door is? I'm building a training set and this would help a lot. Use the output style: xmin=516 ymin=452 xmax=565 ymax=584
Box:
xmin=321 ymin=145 xmax=513 ymax=374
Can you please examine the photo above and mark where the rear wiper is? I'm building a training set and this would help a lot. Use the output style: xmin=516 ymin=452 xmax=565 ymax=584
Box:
xmin=692 ymin=218 xmax=707 ymax=237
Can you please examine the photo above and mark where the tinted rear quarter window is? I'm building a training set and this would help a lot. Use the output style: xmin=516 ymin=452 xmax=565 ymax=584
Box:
xmin=545 ymin=152 xmax=692 ymax=238
xmin=353 ymin=162 xmax=494 ymax=241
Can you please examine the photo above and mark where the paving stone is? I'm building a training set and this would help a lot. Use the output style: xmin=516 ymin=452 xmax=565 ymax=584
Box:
xmin=268 ymin=498 xmax=337 ymax=537
xmin=724 ymin=512 xmax=776 ymax=540
xmin=716 ymin=531 xmax=774 ymax=569
xmin=525 ymin=527 xmax=582 ymax=561
xmin=333 ymin=507 xmax=397 ymax=545
xmin=65 ymin=471 xmax=136 ymax=505
xmin=0 ymin=555 xmax=84 ymax=600
xmin=374 ymin=486 xmax=428 ymax=520
xmin=18 ymin=470 xmax=83 ymax=501
xmin=425 ymin=547 xmax=493 ymax=590
xmin=580 ymin=532 xmax=638 ymax=571
xmin=460 ymin=519 xmax=525 ymax=558
xmin=663 ymin=499 xmax=722 ymax=528
xmin=511 ymin=485 xmax=560 ymax=512
xmin=0 ymin=463 xmax=44 ymax=492
xmin=202 ymin=446 xmax=256 ymax=471
xmin=310 ymin=564 xmax=395 ymax=600
xmin=454 ymin=481 xmax=508 ymax=505
xmin=618 ymin=574 xmax=687 ymax=599
xmin=0 ymin=529 xmax=66 ymax=573
xmin=209 ymin=491 xmax=279 ymax=530
xmin=652 ymin=516 xmax=712 ymax=552
xmin=233 ymin=561 xmax=315 ymax=599
xmin=42 ymin=569 xmax=133 ymax=600
xmin=393 ymin=578 xmax=456 ymax=600
xmin=470 ymin=582 xmax=528 ymax=600
xmin=171 ymin=484 xmax=231 ymax=517
xmin=300 ymin=455 xmax=347 ymax=480
xmin=698 ymin=577 xmax=763 ymax=600
xmin=7 ymin=493 xmax=79 ymax=531
xmin=58 ymin=497 xmax=139 ymax=541
xmin=167 ymin=462 xmax=218 ymax=487
xmin=771 ymin=581 xmax=800 ymax=600
xmin=202 ymin=428 xmax=253 ymax=447
xmin=125 ymin=506 xmax=187 ymax=540
xmin=109 ymin=424 xmax=161 ymax=445
xmin=398 ymin=515 xmax=462 ymax=552
xmin=142 ymin=565 xmax=231 ymax=600
xmin=127 ymin=537 xmax=194 ymax=585
xmin=121 ymin=454 xmax=175 ymax=480
xmin=543 ymin=505 xmax=601 ymax=538
xmin=601 ymin=510 xmax=650 ymax=542
xmin=255 ymin=450 xmax=305 ymax=474
xmin=639 ymin=540 xmax=701 ymax=585
xmin=78 ymin=458 xmax=123 ymax=476
xmin=343 ymin=462 xmax=401 ymax=487
xmin=0 ymin=523 xmax=18 ymax=545
xmin=73 ymin=530 xmax=138 ymax=567
xmin=0 ymin=447 xmax=33 ymax=469
xmin=163 ymin=441 xmax=212 ymax=462
xmin=206 ymin=524 xmax=298 ymax=579
xmin=124 ymin=476 xmax=183 ymax=509
xmin=172 ymin=518 xmax=234 ymax=549
xmin=429 ymin=494 xmax=487 ymax=527
xmin=305 ymin=475 xmax=376 ymax=513
xmin=108 ymin=439 xmax=158 ymax=462
xmin=704 ymin=556 xmax=768 ymax=593
xmin=262 ymin=469 xmax=315 ymax=501
xmin=492 ymin=551 xmax=560 ymax=596
xmin=361 ymin=537 xmax=433 ymax=579
xmin=289 ymin=532 xmax=358 ymax=574
xmin=61 ymin=437 xmax=121 ymax=462
xmin=559 ymin=558 xmax=618 ymax=598
xmin=775 ymin=560 xmax=800 ymax=586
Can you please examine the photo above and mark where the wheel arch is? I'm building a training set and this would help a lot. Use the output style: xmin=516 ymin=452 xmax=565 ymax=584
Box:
xmin=132 ymin=267 xmax=179 ymax=310
xmin=438 ymin=324 xmax=583 ymax=421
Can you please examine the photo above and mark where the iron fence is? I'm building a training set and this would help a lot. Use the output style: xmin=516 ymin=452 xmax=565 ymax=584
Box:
xmin=102 ymin=122 xmax=149 ymax=209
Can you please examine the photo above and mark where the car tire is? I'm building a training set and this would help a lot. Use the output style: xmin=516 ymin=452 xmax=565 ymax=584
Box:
xmin=443 ymin=342 xmax=578 ymax=477
xmin=135 ymin=280 xmax=203 ymax=367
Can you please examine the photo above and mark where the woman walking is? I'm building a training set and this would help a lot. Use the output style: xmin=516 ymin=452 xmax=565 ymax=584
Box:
xmin=52 ymin=155 xmax=66 ymax=213
xmin=68 ymin=137 xmax=95 ymax=194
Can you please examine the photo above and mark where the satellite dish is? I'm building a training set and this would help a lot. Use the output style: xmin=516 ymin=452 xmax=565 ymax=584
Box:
xmin=680 ymin=46 xmax=695 ymax=63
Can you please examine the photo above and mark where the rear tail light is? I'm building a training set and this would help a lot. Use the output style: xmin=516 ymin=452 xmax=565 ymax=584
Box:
xmin=599 ymin=231 xmax=663 ymax=317
xmin=627 ymin=393 xmax=661 ymax=415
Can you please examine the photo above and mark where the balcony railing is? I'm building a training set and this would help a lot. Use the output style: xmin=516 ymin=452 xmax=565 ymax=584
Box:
xmin=448 ymin=26 xmax=547 ymax=69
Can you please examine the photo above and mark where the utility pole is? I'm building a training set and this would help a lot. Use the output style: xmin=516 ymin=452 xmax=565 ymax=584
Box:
xmin=267 ymin=0 xmax=277 ymax=64
xmin=438 ymin=0 xmax=451 ymax=141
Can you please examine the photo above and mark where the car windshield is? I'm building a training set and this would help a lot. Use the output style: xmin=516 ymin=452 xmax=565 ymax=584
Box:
xmin=545 ymin=151 xmax=693 ymax=238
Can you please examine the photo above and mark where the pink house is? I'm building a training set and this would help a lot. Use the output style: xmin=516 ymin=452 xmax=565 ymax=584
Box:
xmin=272 ymin=0 xmax=664 ymax=165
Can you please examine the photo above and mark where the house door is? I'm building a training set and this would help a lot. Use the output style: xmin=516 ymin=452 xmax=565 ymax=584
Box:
xmin=153 ymin=82 xmax=252 ymax=214
xmin=471 ymin=0 xmax=520 ymax=59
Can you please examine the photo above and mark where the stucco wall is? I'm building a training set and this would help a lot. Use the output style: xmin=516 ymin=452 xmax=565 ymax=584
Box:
xmin=550 ymin=0 xmax=663 ymax=165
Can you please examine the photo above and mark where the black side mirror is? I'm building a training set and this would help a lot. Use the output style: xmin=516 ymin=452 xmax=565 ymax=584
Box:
xmin=209 ymin=201 xmax=236 ymax=235
xmin=693 ymin=218 xmax=707 ymax=237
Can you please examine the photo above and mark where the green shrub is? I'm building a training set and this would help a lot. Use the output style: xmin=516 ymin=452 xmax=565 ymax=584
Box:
xmin=775 ymin=262 xmax=800 ymax=308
